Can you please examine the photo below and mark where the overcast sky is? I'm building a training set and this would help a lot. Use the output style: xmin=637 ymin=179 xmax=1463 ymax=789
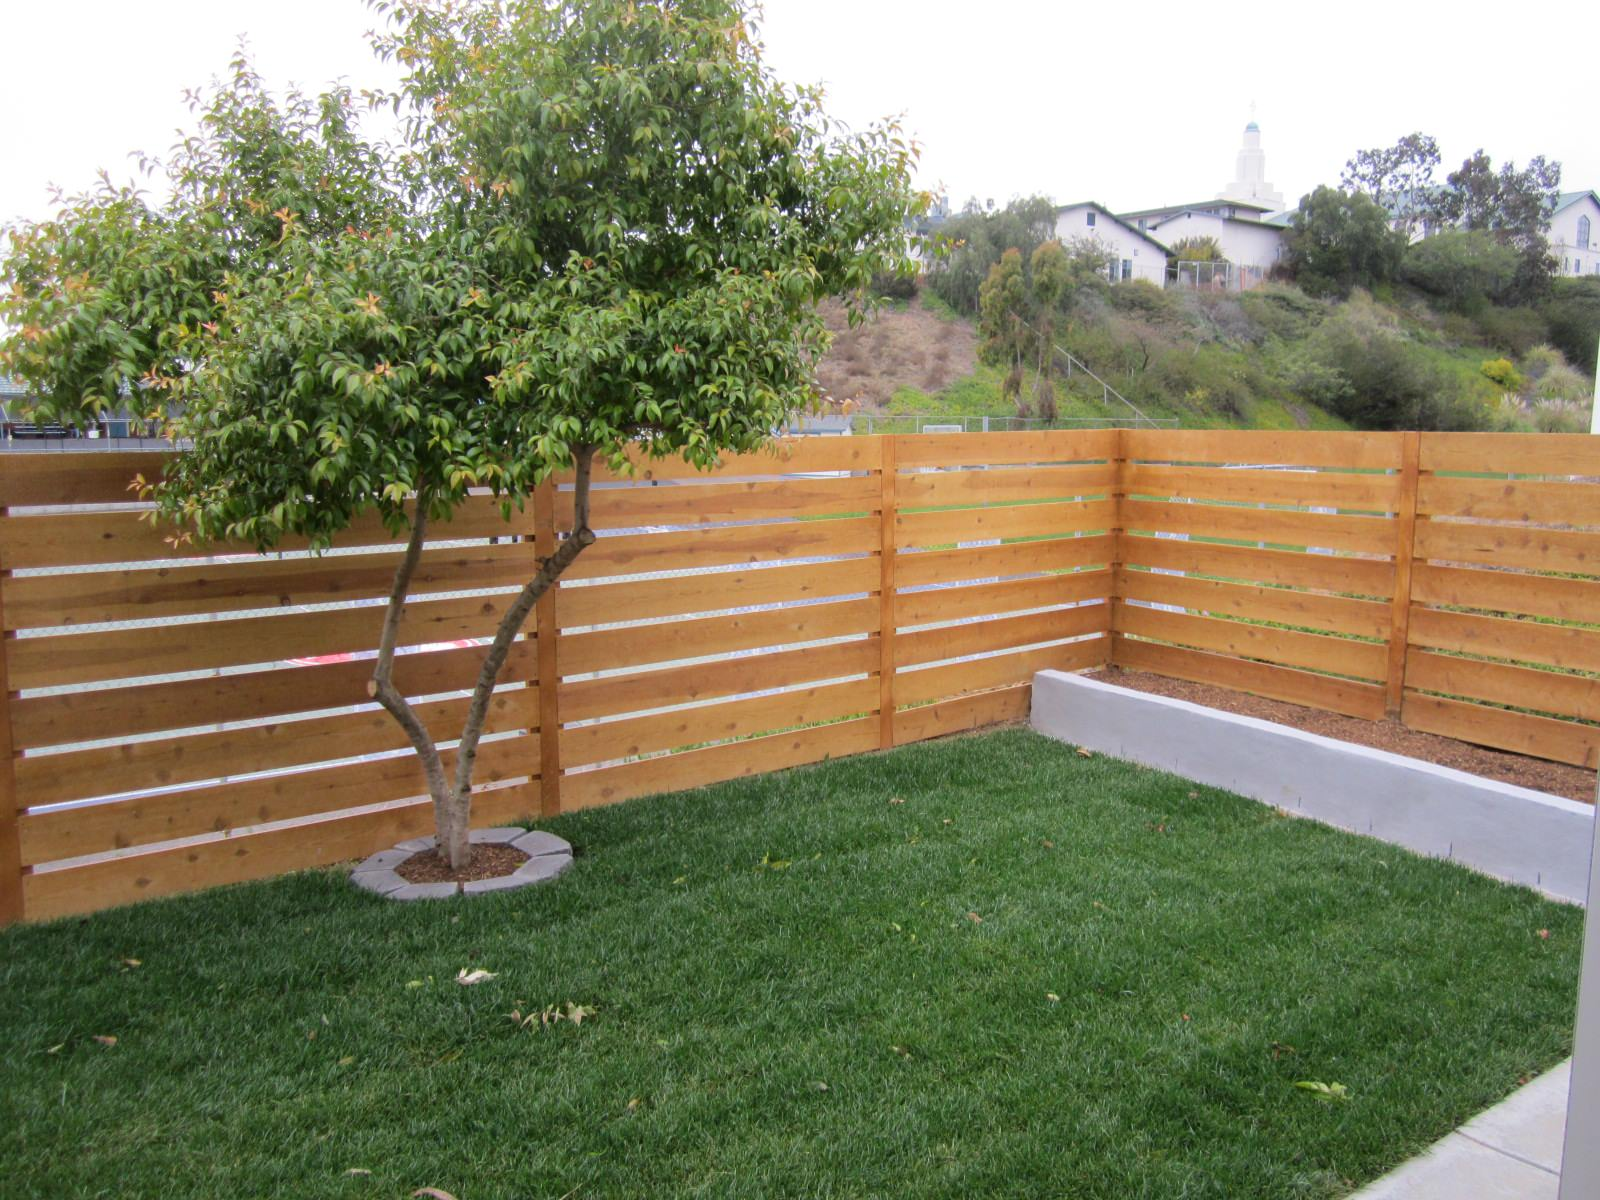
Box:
xmin=3 ymin=0 xmax=1593 ymax=230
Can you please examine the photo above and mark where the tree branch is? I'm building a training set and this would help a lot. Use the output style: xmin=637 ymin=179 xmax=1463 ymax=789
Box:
xmin=451 ymin=445 xmax=598 ymax=807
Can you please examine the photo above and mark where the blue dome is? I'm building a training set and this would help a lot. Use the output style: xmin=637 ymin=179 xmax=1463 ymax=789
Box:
xmin=1245 ymin=120 xmax=1260 ymax=133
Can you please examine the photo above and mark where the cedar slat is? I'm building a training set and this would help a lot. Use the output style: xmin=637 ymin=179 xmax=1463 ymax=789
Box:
xmin=20 ymin=737 xmax=531 ymax=864
xmin=562 ymin=718 xmax=879 ymax=811
xmin=583 ymin=437 xmax=877 ymax=482
xmin=1418 ymin=475 xmax=1600 ymax=526
xmin=1115 ymin=604 xmax=1388 ymax=680
xmin=19 ymin=780 xmax=542 ymax=922
xmin=558 ymin=597 xmax=878 ymax=676
xmin=1123 ymin=463 xmax=1401 ymax=511
xmin=896 ymin=639 xmax=1106 ymax=707
xmin=1414 ymin=519 xmax=1600 ymax=576
xmin=1405 ymin=650 xmax=1600 ymax=725
xmin=1116 ymin=570 xmax=1389 ymax=639
xmin=895 ymin=604 xmax=1108 ymax=668
xmin=893 ymin=429 xmax=1116 ymax=468
xmin=1119 ymin=534 xmax=1395 ymax=597
xmin=1407 ymin=608 xmax=1600 ymax=674
xmin=555 ymin=557 xmax=875 ymax=629
xmin=893 ymin=685 xmax=1033 ymax=744
xmin=1419 ymin=432 xmax=1600 ymax=477
xmin=894 ymin=534 xmax=1113 ymax=589
xmin=0 ymin=451 xmax=169 ymax=507
xmin=896 ymin=464 xmax=1113 ymax=506
xmin=895 ymin=499 xmax=1113 ymax=548
xmin=1121 ymin=499 xmax=1395 ymax=555
xmin=564 ymin=517 xmax=878 ymax=580
xmin=1124 ymin=429 xmax=1401 ymax=470
xmin=9 ymin=641 xmax=537 ymax=750
xmin=1110 ymin=635 xmax=1387 ymax=720
xmin=557 ymin=474 xmax=879 ymax=528
xmin=562 ymin=677 xmax=877 ymax=767
xmin=559 ymin=638 xmax=876 ymax=724
xmin=1410 ymin=563 xmax=1600 ymax=624
xmin=1401 ymin=692 xmax=1600 ymax=769
xmin=897 ymin=570 xmax=1111 ymax=627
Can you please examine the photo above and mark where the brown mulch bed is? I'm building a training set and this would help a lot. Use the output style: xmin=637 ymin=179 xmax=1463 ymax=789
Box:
xmin=1087 ymin=666 xmax=1598 ymax=804
xmin=396 ymin=843 xmax=530 ymax=885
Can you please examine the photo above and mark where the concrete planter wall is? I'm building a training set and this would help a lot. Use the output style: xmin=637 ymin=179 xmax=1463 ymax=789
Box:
xmin=1030 ymin=671 xmax=1595 ymax=905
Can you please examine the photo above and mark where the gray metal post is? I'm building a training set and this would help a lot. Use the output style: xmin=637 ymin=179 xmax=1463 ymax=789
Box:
xmin=1557 ymin=333 xmax=1600 ymax=1197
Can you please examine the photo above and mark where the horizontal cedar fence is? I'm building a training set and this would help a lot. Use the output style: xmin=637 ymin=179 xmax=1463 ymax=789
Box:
xmin=2 ymin=428 xmax=1596 ymax=924
xmin=0 ymin=432 xmax=1115 ymax=923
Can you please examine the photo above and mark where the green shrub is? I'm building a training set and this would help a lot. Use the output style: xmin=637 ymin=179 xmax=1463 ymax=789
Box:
xmin=1479 ymin=357 xmax=1524 ymax=391
xmin=1540 ymin=277 xmax=1600 ymax=372
xmin=1474 ymin=305 xmax=1550 ymax=356
xmin=870 ymin=269 xmax=918 ymax=301
xmin=1401 ymin=231 xmax=1521 ymax=312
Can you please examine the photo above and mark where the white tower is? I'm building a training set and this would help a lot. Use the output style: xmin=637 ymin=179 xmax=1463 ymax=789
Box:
xmin=1219 ymin=119 xmax=1284 ymax=209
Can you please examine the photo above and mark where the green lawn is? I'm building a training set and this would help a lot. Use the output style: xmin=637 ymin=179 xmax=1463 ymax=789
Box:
xmin=0 ymin=727 xmax=1581 ymax=1199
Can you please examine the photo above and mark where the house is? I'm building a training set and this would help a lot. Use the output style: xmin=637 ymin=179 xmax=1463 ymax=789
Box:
xmin=1119 ymin=198 xmax=1288 ymax=284
xmin=1550 ymin=190 xmax=1600 ymax=277
xmin=1052 ymin=202 xmax=1170 ymax=285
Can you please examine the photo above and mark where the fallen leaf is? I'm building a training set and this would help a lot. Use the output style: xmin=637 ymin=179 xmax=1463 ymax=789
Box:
xmin=1271 ymin=1042 xmax=1296 ymax=1060
xmin=93 ymin=1035 xmax=117 ymax=1047
xmin=119 ymin=958 xmax=141 ymax=970
xmin=45 ymin=1043 xmax=64 ymax=1054
xmin=1538 ymin=929 xmax=1551 ymax=940
xmin=757 ymin=853 xmax=791 ymax=870
xmin=813 ymin=1081 xmax=830 ymax=1091
xmin=626 ymin=1096 xmax=642 ymax=1111
xmin=1187 ymin=791 xmax=1198 ymax=799
xmin=1181 ymin=1013 xmax=1191 ymax=1022
xmin=564 ymin=1003 xmax=596 ymax=1025
xmin=345 ymin=1168 xmax=372 ymax=1177
xmin=672 ymin=876 xmax=687 ymax=885
xmin=966 ymin=912 xmax=982 ymax=924
xmin=1295 ymin=1080 xmax=1350 ymax=1103
xmin=338 ymin=1056 xmax=355 ymax=1066
xmin=888 ymin=797 xmax=905 ymax=805
xmin=1041 ymin=839 xmax=1055 ymax=849
xmin=456 ymin=968 xmax=496 ymax=986
xmin=891 ymin=1044 xmax=911 ymax=1058
xmin=412 ymin=1190 xmax=459 ymax=1200
xmin=1076 ymin=747 xmax=1093 ymax=758
xmin=942 ymin=818 xmax=953 ymax=826
xmin=1045 ymin=993 xmax=1060 ymax=1003
xmin=405 ymin=980 xmax=425 ymax=990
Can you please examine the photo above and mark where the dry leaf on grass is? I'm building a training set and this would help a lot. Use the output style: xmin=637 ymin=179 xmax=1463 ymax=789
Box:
xmin=1076 ymin=747 xmax=1093 ymax=758
xmin=92 ymin=1035 xmax=117 ymax=1047
xmin=965 ymin=912 xmax=982 ymax=924
xmin=456 ymin=968 xmax=496 ymax=986
xmin=413 ymin=1189 xmax=459 ymax=1200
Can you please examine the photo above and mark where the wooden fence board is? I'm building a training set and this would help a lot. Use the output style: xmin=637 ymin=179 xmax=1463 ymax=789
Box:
xmin=895 ymin=604 xmax=1109 ymax=668
xmin=561 ymin=678 xmax=878 ymax=767
xmin=895 ymin=464 xmax=1114 ymax=507
xmin=896 ymin=639 xmax=1107 ymax=707
xmin=1116 ymin=570 xmax=1389 ymax=639
xmin=1418 ymin=475 xmax=1600 ymax=527
xmin=1407 ymin=607 xmax=1600 ymax=674
xmin=1420 ymin=432 xmax=1600 ymax=477
xmin=562 ymin=718 xmax=879 ymax=811
xmin=1401 ymin=692 xmax=1600 ymax=768
xmin=897 ymin=570 xmax=1110 ymax=627
xmin=1124 ymin=429 xmax=1401 ymax=470
xmin=584 ymin=438 xmax=878 ymax=482
xmin=1405 ymin=650 xmax=1600 ymax=724
xmin=1121 ymin=499 xmax=1395 ymax=555
xmin=1110 ymin=635 xmax=1387 ymax=720
xmin=1410 ymin=562 xmax=1600 ymax=624
xmin=1119 ymin=534 xmax=1395 ymax=597
xmin=564 ymin=517 xmax=878 ymax=580
xmin=894 ymin=685 xmax=1032 ymax=744
xmin=555 ymin=557 xmax=876 ymax=629
xmin=557 ymin=474 xmax=880 ymax=528
xmin=895 ymin=499 xmax=1113 ymax=548
xmin=0 ymin=451 xmax=169 ymax=507
xmin=1123 ymin=464 xmax=1402 ymax=511
xmin=895 ymin=535 xmax=1113 ymax=589
xmin=894 ymin=429 xmax=1116 ymax=467
xmin=1115 ymin=604 xmax=1388 ymax=680
xmin=1414 ymin=519 xmax=1600 ymax=576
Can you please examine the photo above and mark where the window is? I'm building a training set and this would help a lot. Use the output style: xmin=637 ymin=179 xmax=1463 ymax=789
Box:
xmin=1579 ymin=215 xmax=1591 ymax=249
xmin=1121 ymin=259 xmax=1133 ymax=281
xmin=1086 ymin=210 xmax=1096 ymax=227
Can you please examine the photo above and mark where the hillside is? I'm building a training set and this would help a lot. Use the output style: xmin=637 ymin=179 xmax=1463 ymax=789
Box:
xmin=818 ymin=280 xmax=1596 ymax=433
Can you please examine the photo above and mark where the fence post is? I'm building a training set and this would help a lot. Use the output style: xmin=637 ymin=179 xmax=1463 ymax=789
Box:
xmin=1105 ymin=426 xmax=1129 ymax=667
xmin=1385 ymin=431 xmax=1422 ymax=719
xmin=878 ymin=436 xmax=898 ymax=750
xmin=0 ymin=541 xmax=21 ymax=926
xmin=533 ymin=477 xmax=562 ymax=817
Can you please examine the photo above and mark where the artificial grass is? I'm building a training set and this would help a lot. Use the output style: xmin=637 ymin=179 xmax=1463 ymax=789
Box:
xmin=0 ymin=726 xmax=1582 ymax=1199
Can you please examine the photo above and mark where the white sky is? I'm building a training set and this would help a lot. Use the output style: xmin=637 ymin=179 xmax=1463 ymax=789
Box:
xmin=2 ymin=0 xmax=1593 ymax=230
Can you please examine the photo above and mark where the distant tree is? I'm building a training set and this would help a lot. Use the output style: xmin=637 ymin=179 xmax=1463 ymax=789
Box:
xmin=977 ymin=248 xmax=1029 ymax=372
xmin=1540 ymin=278 xmax=1600 ymax=373
xmin=1169 ymin=236 xmax=1226 ymax=263
xmin=925 ymin=195 xmax=1058 ymax=315
xmin=1341 ymin=132 xmax=1441 ymax=235
xmin=1401 ymin=230 xmax=1521 ymax=312
xmin=0 ymin=0 xmax=919 ymax=871
xmin=1283 ymin=187 xmax=1407 ymax=299
xmin=1431 ymin=150 xmax=1562 ymax=300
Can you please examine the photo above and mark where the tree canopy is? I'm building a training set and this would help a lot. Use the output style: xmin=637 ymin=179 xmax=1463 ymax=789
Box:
xmin=1283 ymin=187 xmax=1406 ymax=299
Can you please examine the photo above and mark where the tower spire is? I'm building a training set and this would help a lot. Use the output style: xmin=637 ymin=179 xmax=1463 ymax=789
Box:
xmin=1219 ymin=112 xmax=1282 ymax=208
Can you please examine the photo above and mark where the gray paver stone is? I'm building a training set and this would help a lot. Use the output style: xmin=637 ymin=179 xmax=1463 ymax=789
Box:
xmin=389 ymin=881 xmax=460 ymax=901
xmin=510 ymin=853 xmax=573 ymax=884
xmin=470 ymin=826 xmax=527 ymax=845
xmin=510 ymin=830 xmax=572 ymax=858
xmin=394 ymin=835 xmax=437 ymax=853
xmin=350 ymin=868 xmax=408 ymax=896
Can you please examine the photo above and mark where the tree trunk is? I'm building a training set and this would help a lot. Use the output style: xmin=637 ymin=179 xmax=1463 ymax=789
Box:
xmin=369 ymin=449 xmax=600 ymax=872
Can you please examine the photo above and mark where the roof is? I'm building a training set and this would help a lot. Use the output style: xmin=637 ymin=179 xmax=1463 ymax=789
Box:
xmin=0 ymin=376 xmax=31 ymax=401
xmin=1056 ymin=201 xmax=1172 ymax=256
xmin=1553 ymin=190 xmax=1600 ymax=214
xmin=1117 ymin=198 xmax=1275 ymax=221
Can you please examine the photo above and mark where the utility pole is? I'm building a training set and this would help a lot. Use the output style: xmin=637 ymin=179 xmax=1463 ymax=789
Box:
xmin=1557 ymin=332 xmax=1600 ymax=1197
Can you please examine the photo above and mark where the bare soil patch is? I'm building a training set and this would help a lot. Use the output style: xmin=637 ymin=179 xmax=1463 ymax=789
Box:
xmin=815 ymin=296 xmax=977 ymax=408
xmin=1088 ymin=666 xmax=1597 ymax=804
xmin=395 ymin=843 xmax=530 ymax=884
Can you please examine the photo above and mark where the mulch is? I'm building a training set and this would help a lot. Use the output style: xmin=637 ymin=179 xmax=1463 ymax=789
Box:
xmin=1086 ymin=667 xmax=1598 ymax=804
xmin=395 ymin=843 xmax=530 ymax=884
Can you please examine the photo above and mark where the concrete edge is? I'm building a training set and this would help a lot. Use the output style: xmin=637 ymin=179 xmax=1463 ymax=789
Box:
xmin=1030 ymin=671 xmax=1594 ymax=904
xmin=349 ymin=829 xmax=575 ymax=901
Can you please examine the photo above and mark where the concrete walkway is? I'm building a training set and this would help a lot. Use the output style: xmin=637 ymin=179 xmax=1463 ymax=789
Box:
xmin=1351 ymin=1060 xmax=1569 ymax=1198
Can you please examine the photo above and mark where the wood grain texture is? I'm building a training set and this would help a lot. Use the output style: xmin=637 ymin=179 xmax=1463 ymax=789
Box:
xmin=1119 ymin=534 xmax=1394 ymax=597
xmin=1401 ymin=692 xmax=1600 ymax=768
xmin=893 ymin=685 xmax=1032 ymax=744
xmin=1115 ymin=604 xmax=1388 ymax=680
xmin=1116 ymin=569 xmax=1388 ymax=639
xmin=896 ymin=463 xmax=1113 ymax=507
xmin=1124 ymin=429 xmax=1402 ymax=470
xmin=1414 ymin=519 xmax=1600 ymax=576
xmin=896 ymin=638 xmax=1106 ymax=707
xmin=1386 ymin=432 xmax=1421 ymax=716
xmin=1123 ymin=463 xmax=1401 ymax=511
xmin=1419 ymin=432 xmax=1600 ymax=477
xmin=895 ymin=499 xmax=1114 ymax=548
xmin=1110 ymin=635 xmax=1387 ymax=720
xmin=1121 ymin=499 xmax=1395 ymax=555
xmin=1410 ymin=563 xmax=1600 ymax=624
xmin=1407 ymin=607 xmax=1600 ymax=674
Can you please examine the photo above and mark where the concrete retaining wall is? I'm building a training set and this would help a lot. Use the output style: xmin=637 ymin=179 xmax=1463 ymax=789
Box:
xmin=1030 ymin=671 xmax=1595 ymax=904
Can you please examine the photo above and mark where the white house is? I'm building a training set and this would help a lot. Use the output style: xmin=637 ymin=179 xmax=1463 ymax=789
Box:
xmin=1117 ymin=199 xmax=1288 ymax=282
xmin=1052 ymin=202 xmax=1171 ymax=285
xmin=1551 ymin=190 xmax=1600 ymax=278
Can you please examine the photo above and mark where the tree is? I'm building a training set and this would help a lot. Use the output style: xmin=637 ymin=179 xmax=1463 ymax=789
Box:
xmin=924 ymin=195 xmax=1057 ymax=315
xmin=1431 ymin=149 xmax=1562 ymax=300
xmin=1283 ymin=187 xmax=1406 ymax=299
xmin=1401 ymin=230 xmax=1521 ymax=312
xmin=1341 ymin=132 xmax=1440 ymax=235
xmin=1169 ymin=236 xmax=1226 ymax=263
xmin=0 ymin=0 xmax=920 ymax=871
